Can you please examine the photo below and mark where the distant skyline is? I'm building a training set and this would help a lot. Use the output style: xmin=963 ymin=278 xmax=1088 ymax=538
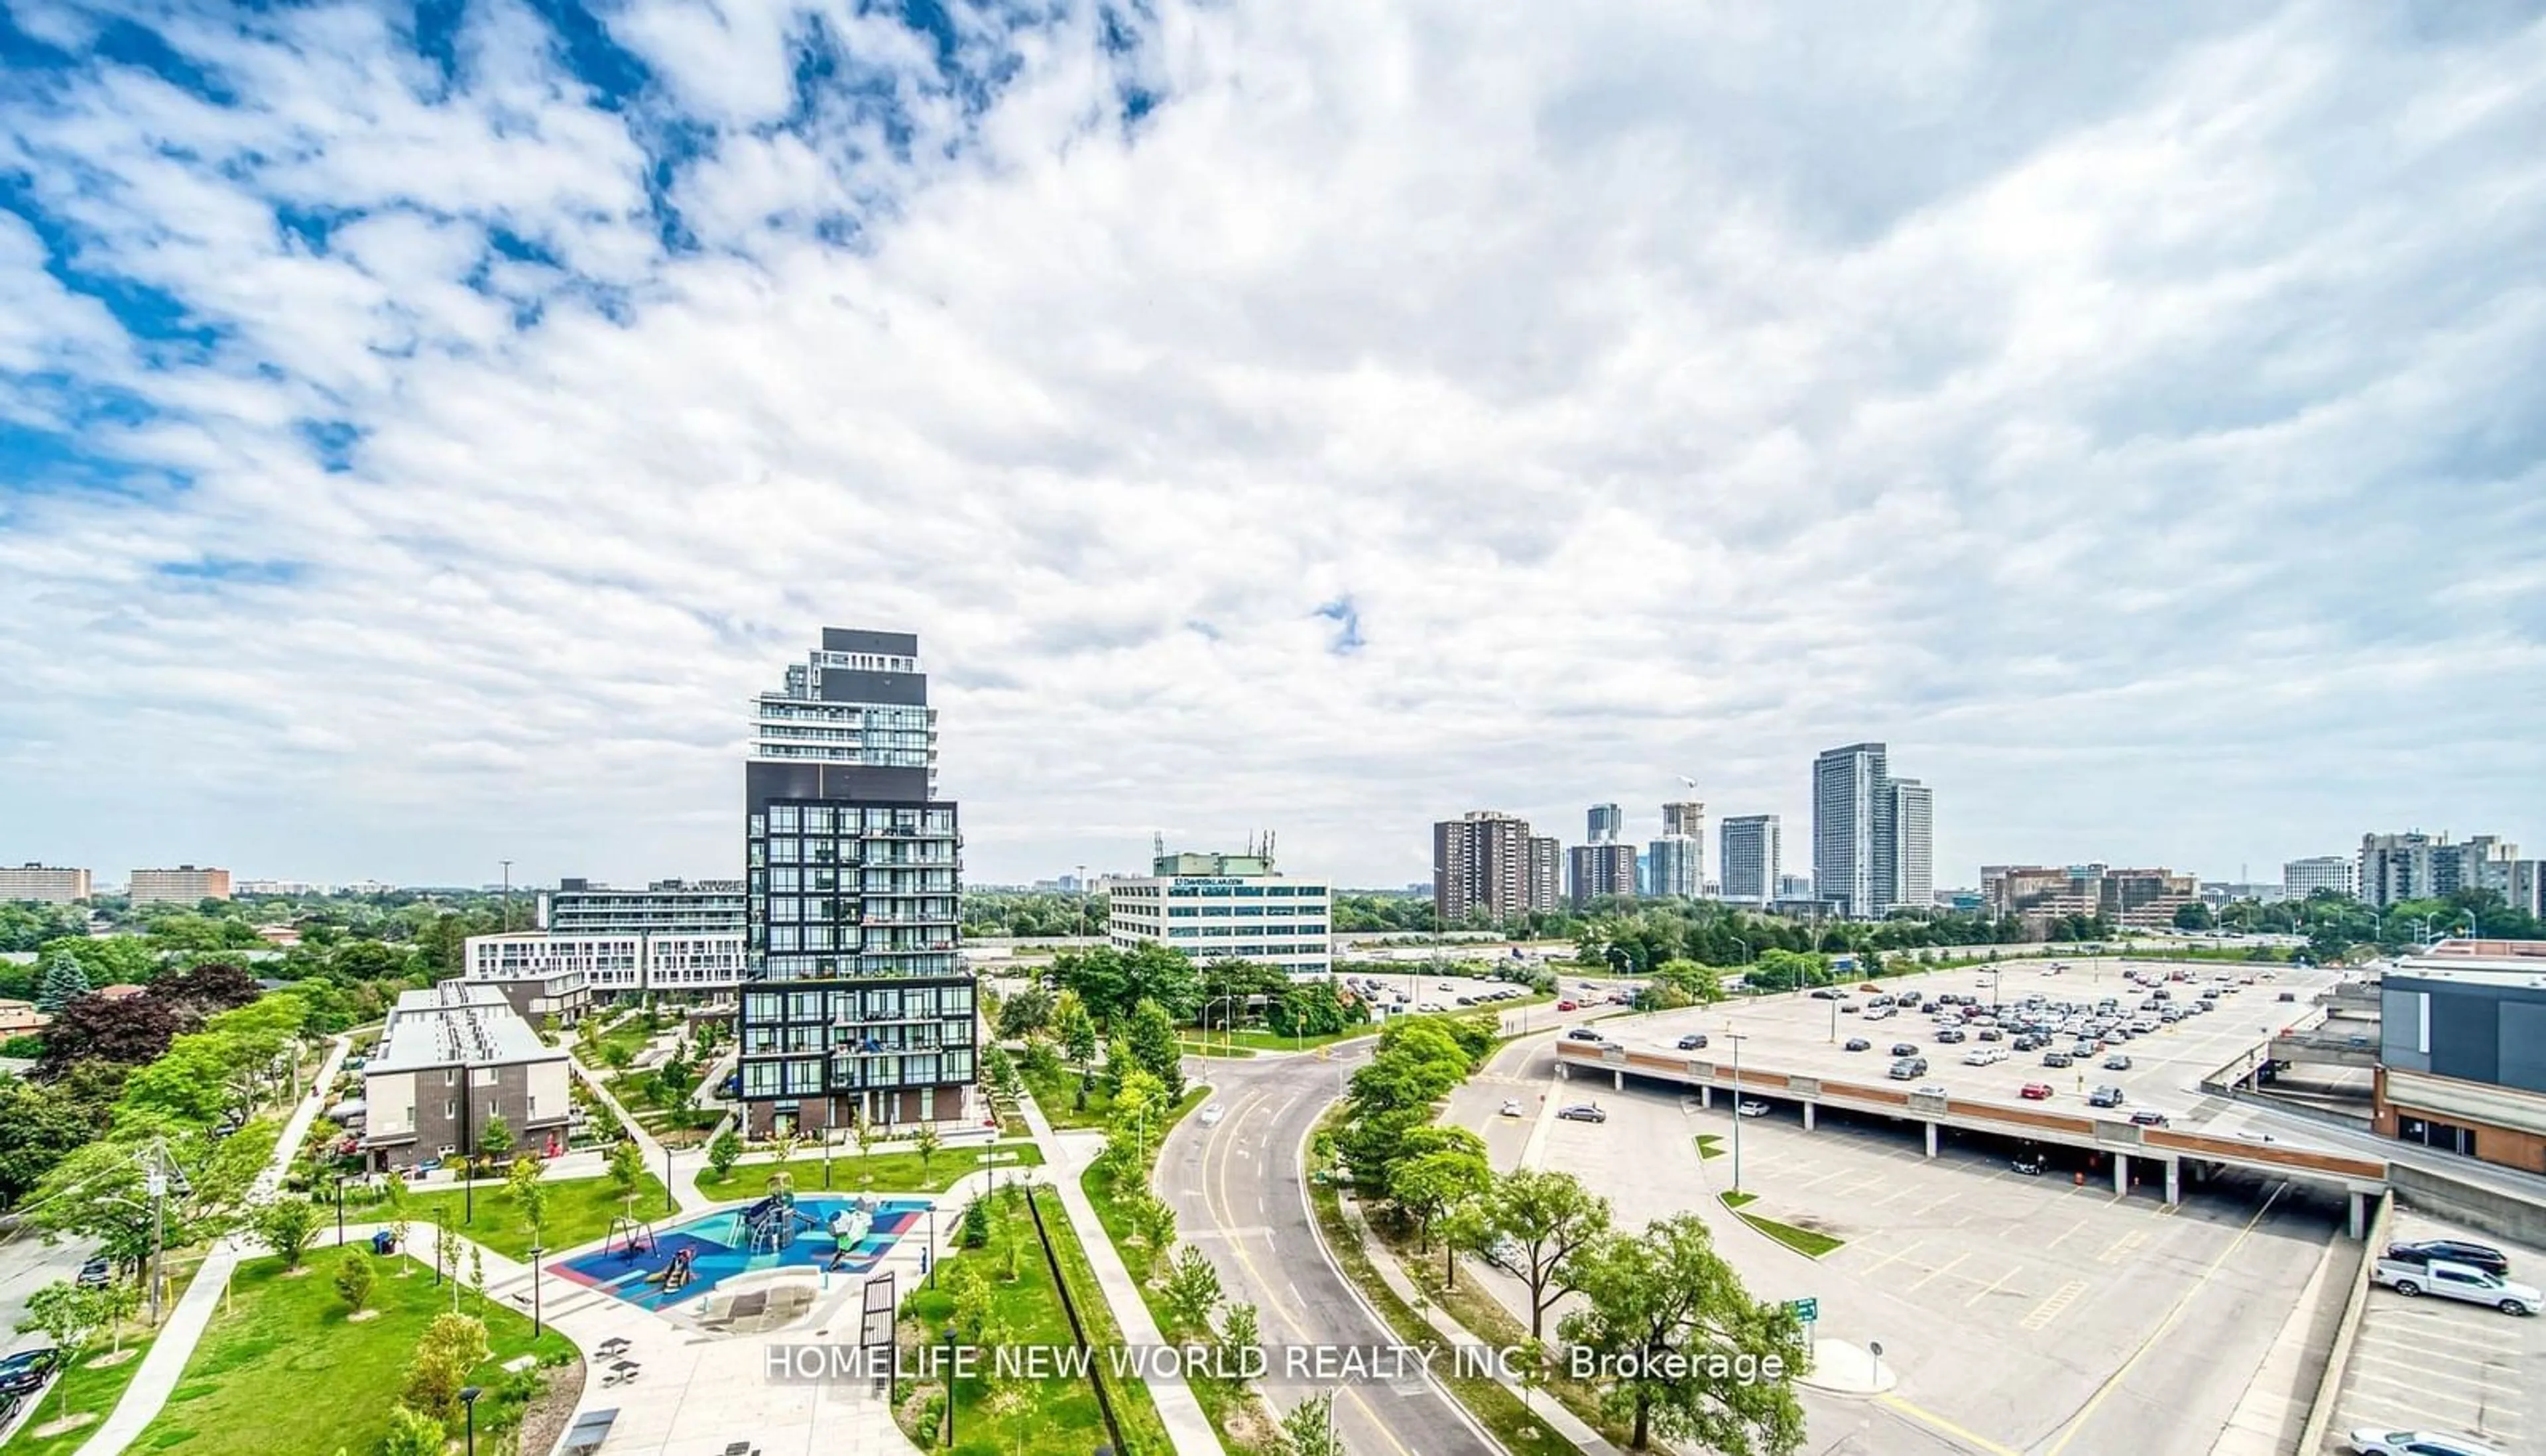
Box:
xmin=3 ymin=3 xmax=2541 ymax=892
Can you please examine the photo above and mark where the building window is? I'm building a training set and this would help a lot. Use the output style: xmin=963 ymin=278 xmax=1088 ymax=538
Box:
xmin=444 ymin=1100 xmax=455 ymax=1118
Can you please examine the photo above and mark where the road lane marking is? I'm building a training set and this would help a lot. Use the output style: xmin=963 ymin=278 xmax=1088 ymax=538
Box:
xmin=2021 ymin=1280 xmax=2089 ymax=1331
xmin=1875 ymin=1394 xmax=2022 ymax=1456
xmin=1909 ymin=1252 xmax=1970 ymax=1292
xmin=1862 ymin=1240 xmax=1925 ymax=1276
xmin=1965 ymin=1265 xmax=2022 ymax=1308
xmin=2039 ymin=1180 xmax=2289 ymax=1456
xmin=2044 ymin=1218 xmax=2089 ymax=1250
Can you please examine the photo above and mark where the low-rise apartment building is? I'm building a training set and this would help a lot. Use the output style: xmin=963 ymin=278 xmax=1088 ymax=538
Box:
xmin=359 ymin=981 xmax=572 ymax=1172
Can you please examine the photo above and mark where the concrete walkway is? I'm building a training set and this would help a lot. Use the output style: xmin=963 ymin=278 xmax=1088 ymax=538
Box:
xmin=75 ymin=1033 xmax=351 ymax=1456
xmin=1014 ymin=1093 xmax=1223 ymax=1456
xmin=2208 ymin=1230 xmax=2348 ymax=1456
xmin=569 ymin=1056 xmax=700 ymax=1209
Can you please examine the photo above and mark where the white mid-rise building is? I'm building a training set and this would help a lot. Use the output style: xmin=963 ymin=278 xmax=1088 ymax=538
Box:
xmin=1105 ymin=851 xmax=1331 ymax=976
xmin=464 ymin=929 xmax=743 ymax=997
xmin=0 ymin=863 xmax=91 ymax=904
xmin=2283 ymin=855 xmax=2357 ymax=900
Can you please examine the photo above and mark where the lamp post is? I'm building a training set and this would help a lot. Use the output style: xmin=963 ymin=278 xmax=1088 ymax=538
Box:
xmin=333 ymin=1174 xmax=346 ymax=1247
xmin=928 ymin=1203 xmax=939 ymax=1288
xmin=1727 ymin=1032 xmax=1749 ymax=1193
xmin=459 ymin=1385 xmax=484 ymax=1456
xmin=529 ymin=1244 xmax=545 ymax=1339
xmin=941 ymin=1325 xmax=959 ymax=1447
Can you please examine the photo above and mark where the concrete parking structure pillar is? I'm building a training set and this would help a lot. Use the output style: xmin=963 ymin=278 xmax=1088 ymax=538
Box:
xmin=1924 ymin=1122 xmax=1938 ymax=1158
xmin=1612 ymin=1069 xmax=1623 ymax=1091
xmin=2114 ymin=1152 xmax=2130 ymax=1197
xmin=2164 ymin=1158 xmax=2180 ymax=1206
xmin=1803 ymin=1103 xmax=1816 ymax=1132
xmin=2349 ymin=1190 xmax=2366 ymax=1240
xmin=1701 ymin=1085 xmax=1713 ymax=1109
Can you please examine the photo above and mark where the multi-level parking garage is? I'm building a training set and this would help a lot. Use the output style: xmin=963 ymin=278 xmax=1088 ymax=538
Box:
xmin=1554 ymin=957 xmax=2395 ymax=1229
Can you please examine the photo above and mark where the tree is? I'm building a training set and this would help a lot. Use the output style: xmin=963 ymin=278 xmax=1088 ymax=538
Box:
xmin=707 ymin=1128 xmax=743 ymax=1180
xmin=1132 ymin=1193 xmax=1178 ymax=1251
xmin=995 ymin=986 xmax=1054 ymax=1040
xmin=1391 ymin=1147 xmax=1492 ymax=1256
xmin=256 ymin=1196 xmax=324 ymax=1270
xmin=913 ymin=1124 xmax=941 ymax=1182
xmin=1560 ymin=1215 xmax=1807 ymax=1454
xmin=401 ymin=1311 xmax=490 ymax=1426
xmin=1101 ymin=1069 xmax=1167 ymax=1176
xmin=1126 ymin=999 xmax=1187 ymax=1100
xmin=15 ymin=1282 xmax=109 ymax=1420
xmin=1652 ymin=959 xmax=1726 ymax=1007
xmin=2174 ymin=901 xmax=2216 ymax=931
xmin=1219 ymin=1302 xmax=1261 ymax=1388
xmin=959 ymin=1197 xmax=993 ymax=1248
xmin=335 ymin=1248 xmax=376 ymax=1314
xmin=34 ymin=946 xmax=90 ymax=1011
xmin=1481 ymin=1169 xmax=1613 ymax=1338
xmin=1280 ymin=1392 xmax=1343 ymax=1456
xmin=383 ymin=1172 xmax=413 ymax=1270
xmin=1099 ymin=1034 xmax=1135 ymax=1096
xmin=0 ymin=1073 xmax=97 ymax=1209
xmin=1056 ymin=994 xmax=1099 ymax=1083
xmin=471 ymin=1111 xmax=513 ymax=1176
xmin=506 ymin=1157 xmax=548 ymax=1246
xmin=606 ymin=1138 xmax=646 ymax=1207
xmin=1161 ymin=1244 xmax=1225 ymax=1334
xmin=35 ymin=993 xmax=181 ymax=1075
xmin=945 ymin=1260 xmax=995 ymax=1343
xmin=151 ymin=961 xmax=261 ymax=1019
xmin=379 ymin=1405 xmax=449 ymax=1456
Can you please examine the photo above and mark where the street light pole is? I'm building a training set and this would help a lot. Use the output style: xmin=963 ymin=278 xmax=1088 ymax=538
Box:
xmin=459 ymin=1386 xmax=483 ymax=1456
xmin=334 ymin=1174 xmax=345 ymax=1247
xmin=1727 ymin=1033 xmax=1748 ymax=1193
xmin=942 ymin=1325 xmax=960 ymax=1447
xmin=529 ymin=1245 xmax=545 ymax=1338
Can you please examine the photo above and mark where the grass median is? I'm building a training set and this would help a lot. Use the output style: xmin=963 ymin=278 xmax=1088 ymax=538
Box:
xmin=400 ymin=1172 xmax=676 ymax=1261
xmin=695 ymin=1142 xmax=1044 ymax=1201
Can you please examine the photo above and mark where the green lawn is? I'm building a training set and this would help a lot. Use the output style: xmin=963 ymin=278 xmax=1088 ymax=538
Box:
xmin=1016 ymin=1060 xmax=1116 ymax=1130
xmin=1022 ymin=1186 xmax=1174 ymax=1455
xmin=401 ymin=1172 xmax=676 ymax=1261
xmin=131 ymin=1252 xmax=573 ymax=1456
xmin=1694 ymin=1134 xmax=1726 ymax=1161
xmin=890 ymin=1187 xmax=1164 ymax=1455
xmin=1717 ymin=1193 xmax=1843 ymax=1257
xmin=696 ymin=1142 xmax=1045 ymax=1201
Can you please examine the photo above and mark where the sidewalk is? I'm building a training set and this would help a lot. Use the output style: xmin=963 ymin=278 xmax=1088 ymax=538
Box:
xmin=568 ymin=1057 xmax=698 ymax=1209
xmin=2209 ymin=1231 xmax=2347 ymax=1456
xmin=1336 ymin=1196 xmax=1625 ymax=1456
xmin=1014 ymin=1094 xmax=1223 ymax=1456
xmin=76 ymin=1032 xmax=351 ymax=1456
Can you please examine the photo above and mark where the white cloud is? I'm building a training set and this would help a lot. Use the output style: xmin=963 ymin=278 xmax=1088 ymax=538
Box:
xmin=1 ymin=0 xmax=2542 ymax=891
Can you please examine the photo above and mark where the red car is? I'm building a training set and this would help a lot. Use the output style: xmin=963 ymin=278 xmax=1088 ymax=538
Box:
xmin=1556 ymin=1000 xmax=1577 ymax=1012
xmin=2019 ymin=1083 xmax=2054 ymax=1101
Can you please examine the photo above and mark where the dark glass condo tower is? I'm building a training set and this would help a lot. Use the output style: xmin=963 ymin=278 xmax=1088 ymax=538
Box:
xmin=736 ymin=629 xmax=973 ymax=1136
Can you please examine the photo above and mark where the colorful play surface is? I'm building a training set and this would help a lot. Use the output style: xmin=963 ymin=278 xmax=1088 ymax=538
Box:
xmin=554 ymin=1195 xmax=932 ymax=1310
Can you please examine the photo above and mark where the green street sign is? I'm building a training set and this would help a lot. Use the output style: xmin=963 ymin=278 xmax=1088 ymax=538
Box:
xmin=1789 ymin=1297 xmax=1819 ymax=1322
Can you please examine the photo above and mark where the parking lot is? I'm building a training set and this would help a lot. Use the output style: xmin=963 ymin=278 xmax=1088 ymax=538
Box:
xmin=1608 ymin=956 xmax=2349 ymax=1128
xmin=2323 ymin=1211 xmax=2546 ymax=1454
xmin=1455 ymin=1038 xmax=2348 ymax=1456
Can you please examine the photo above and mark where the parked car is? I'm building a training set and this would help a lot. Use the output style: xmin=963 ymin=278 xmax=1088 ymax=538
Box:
xmin=2043 ymin=1052 xmax=2074 ymax=1069
xmin=2278 ymin=991 xmax=2298 ymax=1002
xmin=1556 ymin=1104 xmax=1608 ymax=1124
xmin=2088 ymin=1085 xmax=2126 ymax=1108
xmin=0 ymin=1348 xmax=59 ymax=1398
xmin=2104 ymin=1054 xmax=2133 ymax=1070
xmin=76 ymin=1258 xmax=111 ymax=1289
xmin=1915 ymin=1083 xmax=1949 ymax=1099
xmin=1500 ymin=1099 xmax=1524 ymax=1119
xmin=2344 ymin=1430 xmax=2507 ymax=1456
xmin=1844 ymin=1038 xmax=1872 ymax=1052
xmin=1676 ymin=1033 xmax=1710 ymax=1050
xmin=1890 ymin=1043 xmax=1919 ymax=1057
xmin=1736 ymin=1101 xmax=1771 ymax=1117
xmin=2130 ymin=1110 xmax=2169 ymax=1127
xmin=2372 ymin=1258 xmax=2541 ymax=1315
xmin=2011 ymin=1152 xmax=2047 ymax=1175
xmin=1565 ymin=1028 xmax=1605 ymax=1042
xmin=2019 ymin=1083 xmax=2054 ymax=1101
xmin=2386 ymin=1241 xmax=2512 ymax=1278
xmin=1557 ymin=1000 xmax=1578 ymax=1012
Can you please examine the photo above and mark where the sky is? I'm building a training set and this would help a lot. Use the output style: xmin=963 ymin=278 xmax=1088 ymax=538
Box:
xmin=3 ymin=0 xmax=2543 ymax=895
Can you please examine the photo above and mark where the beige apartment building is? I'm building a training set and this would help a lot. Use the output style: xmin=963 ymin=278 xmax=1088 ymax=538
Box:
xmin=128 ymin=865 xmax=233 ymax=906
xmin=0 ymin=863 xmax=91 ymax=904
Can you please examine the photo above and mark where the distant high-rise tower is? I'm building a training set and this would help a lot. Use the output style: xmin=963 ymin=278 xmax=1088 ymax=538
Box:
xmin=1587 ymin=804 xmax=1624 ymax=844
xmin=1661 ymin=801 xmax=1705 ymax=839
xmin=1890 ymin=780 xmax=1934 ymax=909
xmin=1436 ymin=812 xmax=1559 ymax=922
xmin=1813 ymin=743 xmax=1891 ymax=918
xmin=1568 ymin=843 xmax=1640 ymax=908
xmin=1646 ymin=836 xmax=1702 ymax=898
xmin=737 ymin=629 xmax=970 ymax=1137
xmin=1720 ymin=816 xmax=1780 ymax=905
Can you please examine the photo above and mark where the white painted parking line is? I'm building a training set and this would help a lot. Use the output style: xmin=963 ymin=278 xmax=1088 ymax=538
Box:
xmin=2096 ymin=1231 xmax=2147 ymax=1265
xmin=1913 ymin=1191 xmax=1959 ymax=1217
xmin=2020 ymin=1279 xmax=2089 ymax=1331
xmin=2363 ymin=1317 xmax=2512 ymax=1359
xmin=2350 ymin=1349 xmax=2523 ymax=1399
xmin=1862 ymin=1240 xmax=1926 ymax=1276
xmin=1909 ymin=1252 xmax=1972 ymax=1292
xmin=1965 ymin=1265 xmax=2024 ymax=1308
xmin=2354 ymin=1327 xmax=2505 ymax=1370
xmin=2345 ymin=1368 xmax=2523 ymax=1423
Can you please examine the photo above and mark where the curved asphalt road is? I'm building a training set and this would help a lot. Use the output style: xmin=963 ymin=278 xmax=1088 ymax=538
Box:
xmin=1160 ymin=1035 xmax=1495 ymax=1456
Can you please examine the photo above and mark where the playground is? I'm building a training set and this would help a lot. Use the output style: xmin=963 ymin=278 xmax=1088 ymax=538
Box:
xmin=551 ymin=1191 xmax=933 ymax=1312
